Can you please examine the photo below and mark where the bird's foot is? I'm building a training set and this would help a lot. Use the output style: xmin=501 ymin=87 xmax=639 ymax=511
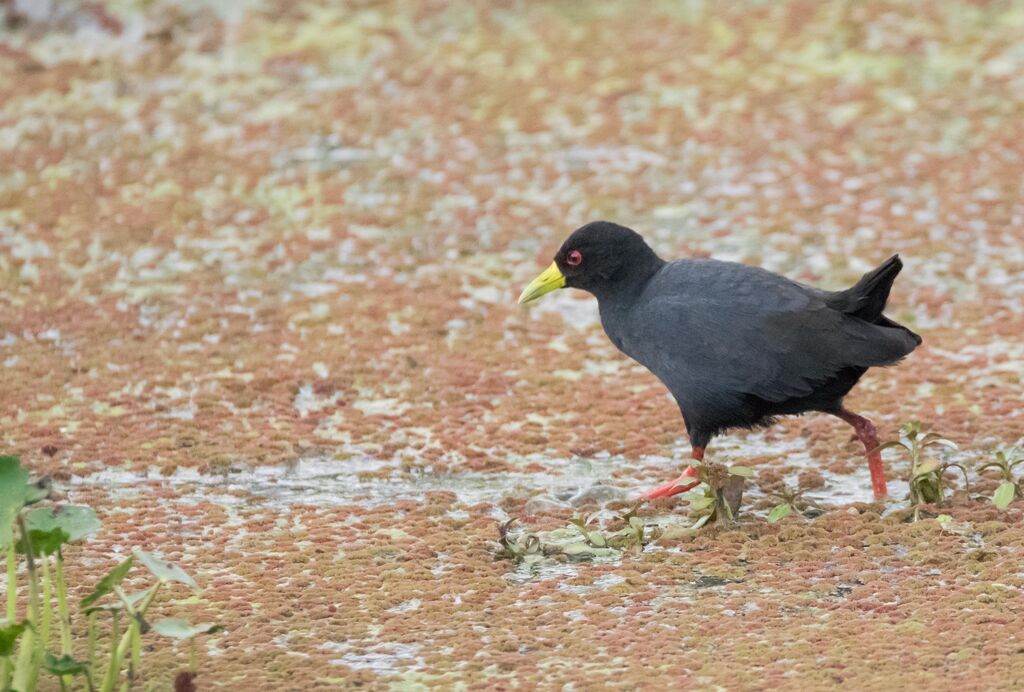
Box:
xmin=637 ymin=465 xmax=701 ymax=501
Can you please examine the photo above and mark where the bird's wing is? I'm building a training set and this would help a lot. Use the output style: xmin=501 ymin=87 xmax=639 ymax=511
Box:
xmin=623 ymin=263 xmax=911 ymax=404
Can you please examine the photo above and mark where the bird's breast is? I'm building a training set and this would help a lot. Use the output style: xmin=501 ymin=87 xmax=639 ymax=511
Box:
xmin=597 ymin=302 xmax=630 ymax=354
xmin=599 ymin=311 xmax=649 ymax=368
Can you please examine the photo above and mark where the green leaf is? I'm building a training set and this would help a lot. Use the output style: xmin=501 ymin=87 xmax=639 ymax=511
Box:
xmin=628 ymin=516 xmax=644 ymax=531
xmin=133 ymin=550 xmax=198 ymax=589
xmin=873 ymin=441 xmax=909 ymax=455
xmin=16 ymin=527 xmax=70 ymax=556
xmin=942 ymin=462 xmax=970 ymax=481
xmin=587 ymin=531 xmax=607 ymax=548
xmin=727 ymin=466 xmax=754 ymax=477
xmin=0 ymin=620 xmax=28 ymax=657
xmin=691 ymin=513 xmax=712 ymax=530
xmin=687 ymin=496 xmax=715 ymax=511
xmin=993 ymin=482 xmax=1016 ymax=510
xmin=152 ymin=618 xmax=222 ymax=641
xmin=42 ymin=652 xmax=89 ymax=676
xmin=922 ymin=438 xmax=958 ymax=451
xmin=913 ymin=458 xmax=940 ymax=477
xmin=81 ymin=556 xmax=135 ymax=608
xmin=23 ymin=478 xmax=51 ymax=506
xmin=25 ymin=506 xmax=100 ymax=544
xmin=83 ymin=588 xmax=150 ymax=616
xmin=936 ymin=514 xmax=953 ymax=525
xmin=0 ymin=456 xmax=30 ymax=550
xmin=618 ymin=505 xmax=639 ymax=521
xmin=767 ymin=504 xmax=793 ymax=523
xmin=899 ymin=420 xmax=922 ymax=438
xmin=17 ymin=505 xmax=101 ymax=555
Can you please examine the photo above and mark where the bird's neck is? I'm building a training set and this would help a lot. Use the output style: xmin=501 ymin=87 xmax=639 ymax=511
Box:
xmin=592 ymin=251 xmax=666 ymax=306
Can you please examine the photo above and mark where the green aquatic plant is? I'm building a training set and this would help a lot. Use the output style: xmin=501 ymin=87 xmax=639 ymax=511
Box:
xmin=568 ymin=512 xmax=605 ymax=547
xmin=496 ymin=508 xmax=654 ymax=565
xmin=0 ymin=455 xmax=220 ymax=691
xmin=679 ymin=463 xmax=751 ymax=529
xmin=977 ymin=448 xmax=1024 ymax=510
xmin=569 ymin=508 xmax=649 ymax=551
xmin=495 ymin=519 xmax=541 ymax=563
xmin=875 ymin=421 xmax=962 ymax=519
xmin=766 ymin=485 xmax=821 ymax=523
xmin=612 ymin=506 xmax=647 ymax=549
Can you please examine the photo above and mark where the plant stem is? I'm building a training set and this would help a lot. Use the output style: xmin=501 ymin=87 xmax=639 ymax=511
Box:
xmin=18 ymin=517 xmax=40 ymax=624
xmin=88 ymin=610 xmax=98 ymax=665
xmin=39 ymin=551 xmax=52 ymax=649
xmin=12 ymin=514 xmax=42 ymax=692
xmin=11 ymin=626 xmax=37 ymax=692
xmin=102 ymin=610 xmax=121 ymax=692
xmin=5 ymin=542 xmax=15 ymax=620
xmin=130 ymin=614 xmax=141 ymax=686
xmin=55 ymin=551 xmax=73 ymax=655
xmin=99 ymin=584 xmax=161 ymax=692
xmin=1 ymin=541 xmax=14 ymax=692
xmin=53 ymin=551 xmax=76 ymax=690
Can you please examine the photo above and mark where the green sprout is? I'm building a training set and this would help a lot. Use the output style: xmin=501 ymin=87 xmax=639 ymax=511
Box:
xmin=495 ymin=519 xmax=541 ymax=562
xmin=496 ymin=507 xmax=654 ymax=565
xmin=875 ymin=421 xmax=963 ymax=520
xmin=569 ymin=508 xmax=649 ymax=551
xmin=610 ymin=505 xmax=647 ymax=550
xmin=766 ymin=485 xmax=821 ymax=523
xmin=680 ymin=463 xmax=751 ymax=529
xmin=568 ymin=512 xmax=605 ymax=547
xmin=0 ymin=455 xmax=220 ymax=692
xmin=977 ymin=448 xmax=1024 ymax=510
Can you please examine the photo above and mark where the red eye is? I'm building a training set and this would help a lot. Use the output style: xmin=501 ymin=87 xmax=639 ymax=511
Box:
xmin=566 ymin=250 xmax=582 ymax=267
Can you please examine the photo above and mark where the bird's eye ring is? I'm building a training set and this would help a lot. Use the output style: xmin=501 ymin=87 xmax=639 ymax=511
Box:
xmin=566 ymin=250 xmax=582 ymax=267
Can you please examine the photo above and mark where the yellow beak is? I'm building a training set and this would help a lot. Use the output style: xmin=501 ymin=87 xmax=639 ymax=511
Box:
xmin=517 ymin=261 xmax=566 ymax=304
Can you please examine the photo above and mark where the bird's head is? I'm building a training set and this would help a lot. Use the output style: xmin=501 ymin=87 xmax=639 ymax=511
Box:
xmin=518 ymin=221 xmax=661 ymax=304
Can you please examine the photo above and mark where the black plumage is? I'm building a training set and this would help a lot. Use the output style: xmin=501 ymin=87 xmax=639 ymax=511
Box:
xmin=519 ymin=221 xmax=921 ymax=500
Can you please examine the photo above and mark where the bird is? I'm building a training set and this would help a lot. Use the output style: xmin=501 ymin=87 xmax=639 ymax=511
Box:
xmin=518 ymin=221 xmax=921 ymax=502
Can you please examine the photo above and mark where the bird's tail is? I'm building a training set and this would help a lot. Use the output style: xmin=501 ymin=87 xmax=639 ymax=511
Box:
xmin=828 ymin=254 xmax=923 ymax=347
xmin=832 ymin=255 xmax=903 ymax=322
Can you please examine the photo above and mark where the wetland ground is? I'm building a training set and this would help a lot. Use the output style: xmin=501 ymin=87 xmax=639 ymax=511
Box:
xmin=2 ymin=0 xmax=1024 ymax=689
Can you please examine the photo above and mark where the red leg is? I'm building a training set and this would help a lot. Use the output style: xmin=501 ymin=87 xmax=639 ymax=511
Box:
xmin=638 ymin=447 xmax=705 ymax=501
xmin=837 ymin=409 xmax=887 ymax=499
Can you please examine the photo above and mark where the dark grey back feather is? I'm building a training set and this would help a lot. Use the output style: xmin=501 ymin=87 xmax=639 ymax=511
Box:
xmin=599 ymin=258 xmax=920 ymax=423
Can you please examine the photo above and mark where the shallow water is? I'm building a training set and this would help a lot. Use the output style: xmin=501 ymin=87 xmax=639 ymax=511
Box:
xmin=318 ymin=641 xmax=425 ymax=675
xmin=64 ymin=432 xmax=921 ymax=584
xmin=69 ymin=428 xmax=910 ymax=514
